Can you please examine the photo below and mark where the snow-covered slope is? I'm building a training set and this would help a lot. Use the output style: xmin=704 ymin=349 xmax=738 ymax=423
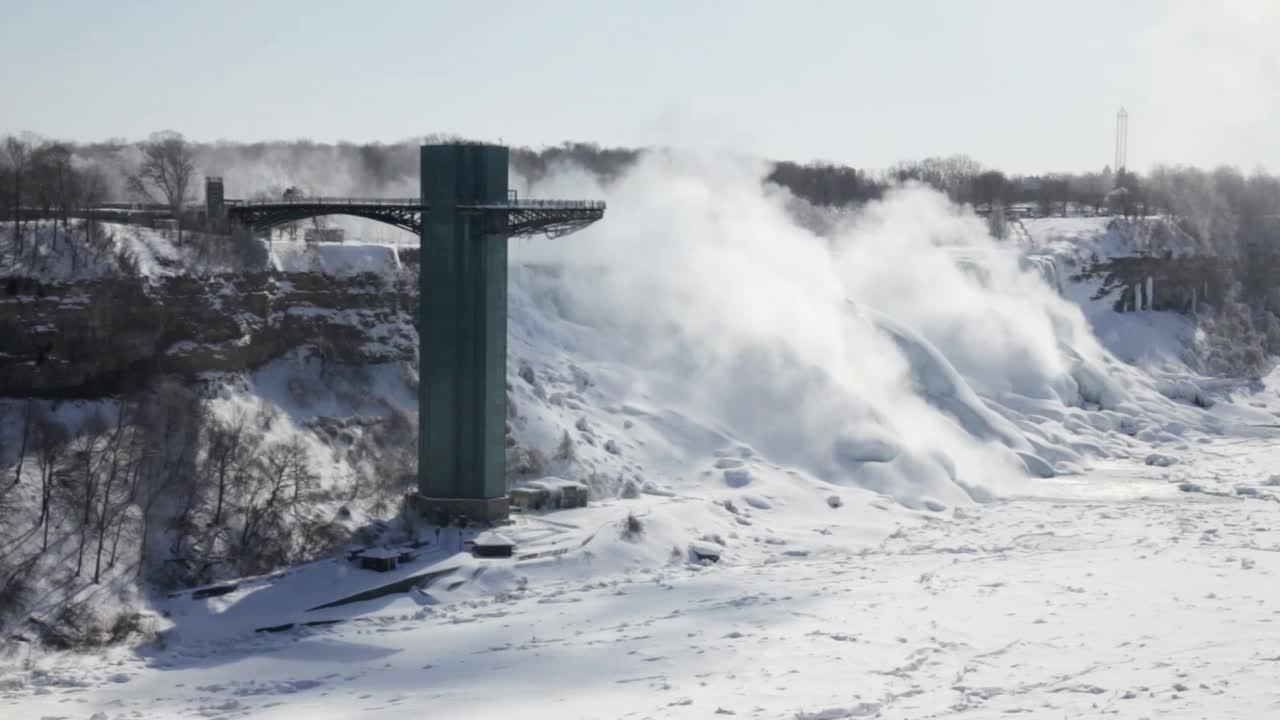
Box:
xmin=1020 ymin=215 xmax=1230 ymax=394
xmin=1020 ymin=216 xmax=1200 ymax=263
xmin=0 ymin=221 xmax=408 ymax=279
xmin=0 ymin=222 xmax=189 ymax=278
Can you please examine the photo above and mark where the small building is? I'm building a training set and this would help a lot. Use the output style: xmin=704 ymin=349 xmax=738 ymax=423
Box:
xmin=471 ymin=531 xmax=516 ymax=559
xmin=358 ymin=547 xmax=401 ymax=572
xmin=509 ymin=486 xmax=548 ymax=511
xmin=510 ymin=478 xmax=589 ymax=512
xmin=304 ymin=227 xmax=345 ymax=243
xmin=206 ymin=176 xmax=225 ymax=220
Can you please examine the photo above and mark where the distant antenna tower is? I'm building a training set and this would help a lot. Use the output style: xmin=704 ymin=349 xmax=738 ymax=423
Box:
xmin=1114 ymin=107 xmax=1128 ymax=173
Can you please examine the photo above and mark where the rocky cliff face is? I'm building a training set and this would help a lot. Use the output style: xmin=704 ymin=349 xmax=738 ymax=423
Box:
xmin=0 ymin=272 xmax=418 ymax=397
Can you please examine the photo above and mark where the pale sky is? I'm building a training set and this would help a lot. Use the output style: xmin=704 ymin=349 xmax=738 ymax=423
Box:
xmin=1 ymin=0 xmax=1276 ymax=174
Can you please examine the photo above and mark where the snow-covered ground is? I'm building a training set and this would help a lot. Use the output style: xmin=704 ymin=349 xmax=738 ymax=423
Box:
xmin=4 ymin=427 xmax=1278 ymax=719
xmin=4 ymin=157 xmax=1278 ymax=718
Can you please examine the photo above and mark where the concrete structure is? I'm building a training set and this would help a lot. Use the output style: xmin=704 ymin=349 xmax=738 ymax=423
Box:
xmin=206 ymin=177 xmax=225 ymax=220
xmin=412 ymin=145 xmax=511 ymax=524
xmin=510 ymin=479 xmax=590 ymax=512
xmin=358 ymin=547 xmax=401 ymax=572
xmin=304 ymin=227 xmax=344 ymax=243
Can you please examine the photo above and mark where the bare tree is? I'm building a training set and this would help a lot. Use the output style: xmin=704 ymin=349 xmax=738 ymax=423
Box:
xmin=92 ymin=403 xmax=133 ymax=583
xmin=35 ymin=144 xmax=74 ymax=233
xmin=237 ymin=436 xmax=316 ymax=573
xmin=128 ymin=131 xmax=197 ymax=244
xmin=32 ymin=413 xmax=68 ymax=551
xmin=12 ymin=399 xmax=31 ymax=486
xmin=975 ymin=170 xmax=1008 ymax=213
xmin=271 ymin=436 xmax=316 ymax=508
xmin=68 ymin=413 xmax=109 ymax=577
xmin=73 ymin=166 xmax=108 ymax=274
xmin=117 ymin=381 xmax=208 ymax=586
xmin=202 ymin=410 xmax=255 ymax=526
xmin=888 ymin=155 xmax=983 ymax=204
xmin=108 ymin=412 xmax=151 ymax=571
xmin=3 ymin=136 xmax=32 ymax=261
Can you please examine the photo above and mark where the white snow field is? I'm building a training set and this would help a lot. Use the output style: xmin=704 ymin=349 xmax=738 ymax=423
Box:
xmin=4 ymin=440 xmax=1278 ymax=719
xmin=4 ymin=155 xmax=1280 ymax=718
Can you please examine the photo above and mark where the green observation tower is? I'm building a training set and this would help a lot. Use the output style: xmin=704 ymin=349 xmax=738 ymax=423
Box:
xmin=407 ymin=144 xmax=605 ymax=524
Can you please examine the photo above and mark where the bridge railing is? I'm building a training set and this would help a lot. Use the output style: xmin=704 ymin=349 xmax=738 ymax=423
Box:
xmin=460 ymin=200 xmax=607 ymax=210
xmin=230 ymin=197 xmax=605 ymax=210
xmin=233 ymin=197 xmax=421 ymax=207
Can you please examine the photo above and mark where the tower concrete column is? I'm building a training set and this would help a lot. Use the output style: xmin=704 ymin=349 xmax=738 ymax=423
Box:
xmin=407 ymin=144 xmax=511 ymax=524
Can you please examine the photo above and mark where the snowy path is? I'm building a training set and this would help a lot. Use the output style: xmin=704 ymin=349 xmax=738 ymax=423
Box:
xmin=6 ymin=441 xmax=1280 ymax=719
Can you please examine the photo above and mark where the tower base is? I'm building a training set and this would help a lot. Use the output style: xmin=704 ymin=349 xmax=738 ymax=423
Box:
xmin=405 ymin=494 xmax=510 ymax=525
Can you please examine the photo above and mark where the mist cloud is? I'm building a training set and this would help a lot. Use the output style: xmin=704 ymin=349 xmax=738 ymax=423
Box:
xmin=508 ymin=150 xmax=1150 ymax=506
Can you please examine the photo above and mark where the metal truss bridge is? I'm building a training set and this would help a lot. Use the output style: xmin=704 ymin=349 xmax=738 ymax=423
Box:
xmin=227 ymin=195 xmax=606 ymax=238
